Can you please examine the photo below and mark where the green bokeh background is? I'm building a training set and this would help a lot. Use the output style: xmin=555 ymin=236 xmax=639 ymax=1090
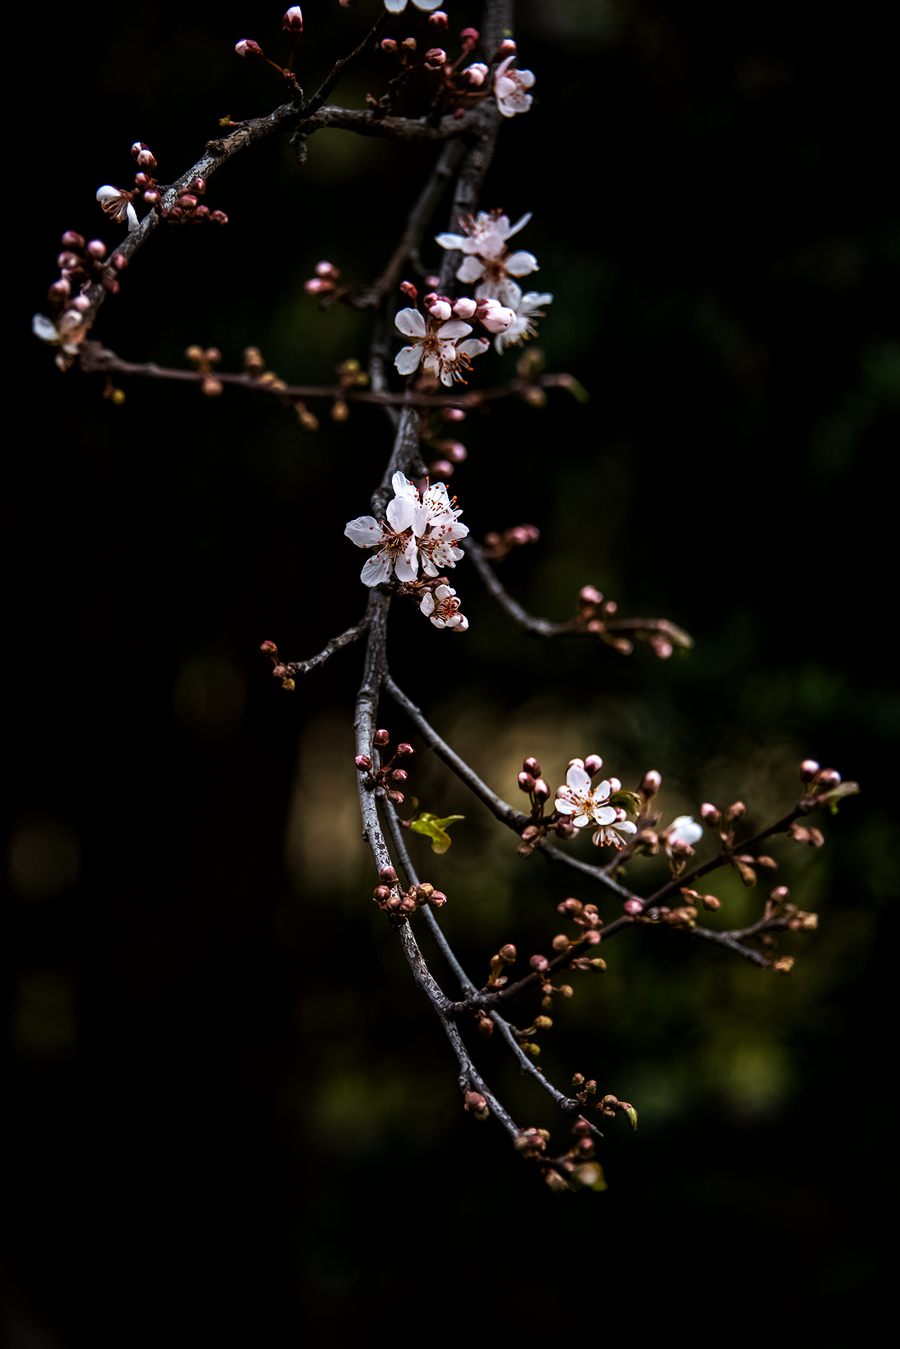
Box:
xmin=9 ymin=1 xmax=895 ymax=1343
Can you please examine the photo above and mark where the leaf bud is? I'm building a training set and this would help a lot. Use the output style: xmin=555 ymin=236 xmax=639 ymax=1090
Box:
xmin=379 ymin=865 xmax=397 ymax=883
xmin=521 ymin=825 xmax=540 ymax=841
xmin=373 ymin=729 xmax=390 ymax=746
xmin=772 ymin=956 xmax=795 ymax=974
xmin=523 ymin=757 xmax=542 ymax=776
xmin=401 ymin=38 xmax=417 ymax=53
xmin=589 ymin=958 xmax=607 ymax=971
xmin=700 ymin=895 xmax=721 ymax=911
xmin=354 ymin=754 xmax=372 ymax=770
xmin=464 ymin=1091 xmax=489 ymax=1120
xmin=756 ymin=855 xmax=777 ymax=869
xmin=559 ymin=985 xmax=574 ymax=999
xmin=799 ymin=759 xmax=820 ymax=782
xmin=572 ymin=1073 xmax=585 ymax=1088
xmin=415 ymin=883 xmax=434 ymax=900
xmin=534 ymin=1016 xmax=553 ymax=1029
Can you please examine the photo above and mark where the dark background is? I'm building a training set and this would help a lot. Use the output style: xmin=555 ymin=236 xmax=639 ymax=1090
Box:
xmin=8 ymin=1 xmax=895 ymax=1343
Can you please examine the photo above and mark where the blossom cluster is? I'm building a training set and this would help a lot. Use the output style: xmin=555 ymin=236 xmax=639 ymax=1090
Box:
xmin=32 ymin=233 xmax=128 ymax=370
xmin=344 ymin=473 xmax=469 ymax=628
xmin=555 ymin=762 xmax=637 ymax=850
xmin=436 ymin=210 xmax=553 ymax=351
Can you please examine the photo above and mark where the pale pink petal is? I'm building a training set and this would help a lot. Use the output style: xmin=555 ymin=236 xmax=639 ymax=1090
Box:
xmin=395 ymin=307 xmax=427 ymax=338
xmin=344 ymin=516 xmax=385 ymax=547
xmin=395 ymin=345 xmax=424 ymax=375
xmin=361 ymin=551 xmax=393 ymax=586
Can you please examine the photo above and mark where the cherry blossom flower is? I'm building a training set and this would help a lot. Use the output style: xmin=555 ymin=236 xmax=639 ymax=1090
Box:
xmin=382 ymin=0 xmax=443 ymax=11
xmin=555 ymin=764 xmax=637 ymax=850
xmin=394 ymin=307 xmax=488 ymax=387
xmin=95 ymin=185 xmax=139 ymax=231
xmin=436 ymin=209 xmax=532 ymax=257
xmin=420 ymin=584 xmax=468 ymax=631
xmin=391 ymin=472 xmax=468 ymax=575
xmin=31 ymin=310 xmax=89 ymax=370
xmin=344 ymin=490 xmax=420 ymax=587
xmin=492 ymin=283 xmax=553 ymax=352
xmin=494 ymin=55 xmax=535 ymax=117
xmin=666 ymin=816 xmax=703 ymax=847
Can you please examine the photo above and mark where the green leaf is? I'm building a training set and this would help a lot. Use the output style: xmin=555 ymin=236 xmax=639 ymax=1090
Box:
xmin=626 ymin=1106 xmax=638 ymax=1132
xmin=609 ymin=790 xmax=641 ymax=815
xmin=410 ymin=812 xmax=465 ymax=855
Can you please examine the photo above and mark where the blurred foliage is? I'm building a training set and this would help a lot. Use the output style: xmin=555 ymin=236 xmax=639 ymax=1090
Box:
xmin=9 ymin=0 xmax=894 ymax=1343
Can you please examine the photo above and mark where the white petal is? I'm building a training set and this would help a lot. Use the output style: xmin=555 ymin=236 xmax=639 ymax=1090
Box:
xmin=386 ymin=495 xmax=415 ymax=532
xmin=437 ymin=320 xmax=473 ymax=340
xmin=506 ymin=212 xmax=532 ymax=240
xmin=361 ymin=551 xmax=393 ymax=586
xmin=617 ymin=821 xmax=637 ymax=835
xmin=456 ymin=256 xmax=485 ymax=283
xmin=420 ymin=592 xmax=435 ymax=616
xmin=456 ymin=339 xmax=489 ymax=358
xmin=506 ymin=250 xmax=538 ymax=277
xmin=392 ymin=471 xmax=417 ymax=499
xmin=382 ymin=0 xmax=407 ymax=11
xmin=555 ymin=798 xmax=575 ymax=815
xmin=395 ymin=307 xmax=427 ymax=338
xmin=593 ymin=806 xmax=617 ymax=826
xmin=435 ymin=232 xmax=465 ymax=250
xmin=567 ymin=764 xmax=591 ymax=793
xmin=394 ymin=345 xmax=424 ymax=375
xmin=126 ymin=202 xmax=139 ymax=231
xmin=344 ymin=515 xmax=384 ymax=547
xmin=32 ymin=314 xmax=58 ymax=343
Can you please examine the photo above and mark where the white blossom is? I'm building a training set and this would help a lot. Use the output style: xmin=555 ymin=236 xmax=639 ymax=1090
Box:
xmin=555 ymin=763 xmax=637 ymax=850
xmin=391 ymin=472 xmax=468 ymax=575
xmin=494 ymin=55 xmax=535 ymax=117
xmin=436 ymin=209 xmax=532 ymax=256
xmin=96 ymin=185 xmax=139 ymax=232
xmin=492 ymin=282 xmax=553 ymax=352
xmin=344 ymin=472 xmax=468 ymax=587
xmin=394 ymin=307 xmax=488 ymax=387
xmin=32 ymin=310 xmax=89 ymax=370
xmin=382 ymin=0 xmax=442 ymax=11
xmin=420 ymin=584 xmax=468 ymax=631
xmin=666 ymin=816 xmax=704 ymax=847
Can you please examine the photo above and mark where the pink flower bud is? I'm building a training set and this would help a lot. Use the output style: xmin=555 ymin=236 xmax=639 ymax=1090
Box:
xmin=386 ymin=790 xmax=404 ymax=804
xmin=282 ymin=7 xmax=303 ymax=33
xmin=532 ymin=779 xmax=550 ymax=801
xmin=498 ymin=38 xmax=516 ymax=54
xmin=235 ymin=39 xmax=263 ymax=57
xmin=726 ymin=800 xmax=747 ymax=821
xmin=316 ymin=260 xmax=339 ymax=279
xmin=529 ymin=955 xmax=549 ymax=972
xmin=86 ymin=240 xmax=107 ymax=260
xmin=374 ymin=729 xmax=390 ymax=746
xmin=799 ymin=758 xmax=820 ymax=782
xmin=48 ymin=278 xmax=71 ymax=301
xmin=304 ymin=277 xmax=334 ymax=294
xmin=374 ymin=885 xmax=391 ymax=901
xmin=130 ymin=141 xmax=149 ymax=157
xmin=379 ymin=865 xmax=397 ymax=882
xmin=400 ymin=280 xmax=418 ymax=300
xmin=462 ymin=62 xmax=488 ymax=86
xmin=354 ymin=754 xmax=372 ymax=770
xmin=61 ymin=231 xmax=85 ymax=249
xmin=428 ymin=11 xmax=449 ymax=28
xmin=623 ymin=899 xmax=643 ymax=915
xmin=444 ymin=442 xmax=467 ymax=463
xmin=429 ymin=890 xmax=448 ymax=907
xmin=460 ymin=27 xmax=479 ymax=49
xmin=178 ymin=193 xmax=198 ymax=210
xmin=391 ymin=769 xmax=408 ymax=783
xmin=817 ymin=768 xmax=841 ymax=788
xmin=424 ymin=47 xmax=447 ymax=66
xmin=429 ymin=460 xmax=454 ymax=480
xmin=584 ymin=754 xmax=605 ymax=777
xmin=523 ymin=757 xmax=541 ymax=776
xmin=396 ymin=743 xmax=414 ymax=758
xmin=770 ymin=886 xmax=789 ymax=901
xmin=700 ymin=802 xmax=720 ymax=825
xmin=579 ymin=585 xmax=603 ymax=605
xmin=136 ymin=149 xmax=157 ymax=169
xmin=134 ymin=172 xmax=151 ymax=188
xmin=193 ymin=178 xmax=206 ymax=195
xmin=607 ymin=777 xmax=622 ymax=793
xmin=381 ymin=38 xmax=398 ymax=52
xmin=429 ymin=300 xmax=452 ymax=321
xmin=69 ymin=295 xmax=91 ymax=313
xmin=518 ymin=771 xmax=535 ymax=793
xmin=143 ymin=190 xmax=161 ymax=205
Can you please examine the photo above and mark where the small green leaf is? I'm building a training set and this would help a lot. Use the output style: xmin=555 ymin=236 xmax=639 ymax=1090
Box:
xmin=410 ymin=812 xmax=465 ymax=855
xmin=626 ymin=1106 xmax=638 ymax=1132
xmin=609 ymin=790 xmax=641 ymax=815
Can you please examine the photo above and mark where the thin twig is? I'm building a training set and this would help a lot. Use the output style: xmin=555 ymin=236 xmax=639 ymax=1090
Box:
xmin=286 ymin=611 xmax=372 ymax=676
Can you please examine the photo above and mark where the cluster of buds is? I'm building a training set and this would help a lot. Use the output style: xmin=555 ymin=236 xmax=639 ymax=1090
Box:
xmin=394 ymin=286 xmax=518 ymax=387
xmin=259 ymin=639 xmax=295 ymax=691
xmin=371 ymin=864 xmax=447 ymax=917
xmin=513 ymin=1126 xmax=549 ymax=1158
xmin=375 ymin=26 xmax=532 ymax=123
xmin=572 ymin=586 xmax=634 ymax=655
xmin=185 ymin=345 xmax=225 ymax=398
xmin=355 ymin=729 xmax=415 ymax=804
xmin=98 ymin=144 xmax=227 ymax=230
xmin=32 ymin=232 xmax=127 ymax=369
xmin=797 ymin=760 xmax=859 ymax=813
xmin=553 ymin=898 xmax=607 ymax=959
xmin=235 ymin=12 xmax=304 ymax=80
xmin=541 ymin=1118 xmax=608 ymax=1192
xmin=463 ymin=1090 xmax=489 ymax=1122
xmin=304 ymin=260 xmax=341 ymax=296
xmin=525 ymin=954 xmax=575 ymax=1011
xmin=678 ymin=886 xmax=722 ymax=912
xmin=481 ymin=523 xmax=540 ymax=562
xmin=764 ymin=886 xmax=818 ymax=933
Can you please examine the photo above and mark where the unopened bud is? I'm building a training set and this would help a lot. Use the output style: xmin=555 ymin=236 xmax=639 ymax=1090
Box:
xmin=399 ymin=280 xmax=417 ymax=299
xmin=700 ymin=802 xmax=720 ymax=825
xmin=726 ymin=800 xmax=747 ymax=822
xmin=260 ymin=639 xmax=278 ymax=654
xmin=429 ymin=460 xmax=454 ymax=480
xmin=201 ymin=377 xmax=223 ymax=397
xmin=61 ymin=231 xmax=85 ymax=249
xmin=462 ymin=62 xmax=488 ymax=86
xmin=401 ymin=38 xmax=417 ymax=53
xmin=282 ymin=6 xmax=303 ymax=33
xmin=354 ymin=754 xmax=372 ymax=770
xmin=590 ymin=958 xmax=607 ymax=971
xmin=817 ymin=768 xmax=841 ymax=788
xmin=391 ymin=769 xmax=408 ymax=783
xmin=772 ymin=956 xmax=795 ymax=974
xmin=640 ymin=769 xmax=661 ymax=797
xmin=532 ymin=778 xmax=550 ymax=802
xmin=701 ymin=895 xmax=721 ymax=911
xmin=415 ymin=883 xmax=434 ymax=900
xmin=584 ymin=754 xmax=604 ymax=776
xmin=551 ymin=934 xmax=570 ymax=951
xmin=523 ymin=757 xmax=541 ymax=776
xmin=87 ymin=239 xmax=107 ymax=259
xmin=460 ymin=26 xmax=479 ymax=49
xmin=386 ymin=789 xmax=404 ymax=804
xmin=374 ymin=885 xmax=391 ymax=901
xmin=374 ymin=729 xmax=390 ymax=746
xmin=424 ymin=47 xmax=447 ymax=66
xmin=770 ymin=886 xmax=789 ymax=901
xmin=428 ymin=10 xmax=449 ymax=28
xmin=799 ymin=758 xmax=820 ymax=782
xmin=624 ymin=899 xmax=643 ymax=915
xmin=381 ymin=38 xmax=398 ymax=52
xmin=499 ymin=944 xmax=516 ymax=963
xmin=498 ymin=37 xmax=516 ymax=53
xmin=518 ymin=771 xmax=535 ymax=793
xmin=379 ymin=865 xmax=397 ymax=883
xmin=429 ymin=890 xmax=447 ymax=907
xmin=396 ymin=743 xmax=414 ymax=757
xmin=235 ymin=38 xmax=263 ymax=57
xmin=529 ymin=955 xmax=549 ymax=972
